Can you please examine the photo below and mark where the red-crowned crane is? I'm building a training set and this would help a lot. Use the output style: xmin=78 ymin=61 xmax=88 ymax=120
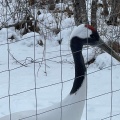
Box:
xmin=0 ymin=24 xmax=120 ymax=120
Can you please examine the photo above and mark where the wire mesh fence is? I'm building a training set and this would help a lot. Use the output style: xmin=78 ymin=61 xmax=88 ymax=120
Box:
xmin=0 ymin=0 xmax=120 ymax=120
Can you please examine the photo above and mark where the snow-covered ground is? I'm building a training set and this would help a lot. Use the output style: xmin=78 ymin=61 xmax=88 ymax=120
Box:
xmin=0 ymin=2 xmax=120 ymax=120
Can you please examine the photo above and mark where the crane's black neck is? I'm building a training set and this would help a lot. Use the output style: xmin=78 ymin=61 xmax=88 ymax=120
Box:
xmin=70 ymin=37 xmax=86 ymax=94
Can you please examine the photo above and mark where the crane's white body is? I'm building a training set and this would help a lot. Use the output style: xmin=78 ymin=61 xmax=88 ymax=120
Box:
xmin=0 ymin=77 xmax=86 ymax=120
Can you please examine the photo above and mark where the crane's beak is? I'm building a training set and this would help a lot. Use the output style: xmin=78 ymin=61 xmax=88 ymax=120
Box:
xmin=98 ymin=38 xmax=120 ymax=62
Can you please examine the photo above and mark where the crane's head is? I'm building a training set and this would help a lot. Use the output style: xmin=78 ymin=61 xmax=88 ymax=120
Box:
xmin=70 ymin=24 xmax=120 ymax=62
xmin=70 ymin=24 xmax=100 ymax=46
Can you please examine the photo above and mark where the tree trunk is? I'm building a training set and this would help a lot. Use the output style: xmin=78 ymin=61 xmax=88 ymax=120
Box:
xmin=48 ymin=0 xmax=55 ymax=10
xmin=102 ymin=0 xmax=109 ymax=16
xmin=72 ymin=0 xmax=88 ymax=26
xmin=107 ymin=0 xmax=120 ymax=25
xmin=91 ymin=0 xmax=98 ymax=29
xmin=29 ymin=0 xmax=35 ymax=6
xmin=55 ymin=0 xmax=60 ymax=3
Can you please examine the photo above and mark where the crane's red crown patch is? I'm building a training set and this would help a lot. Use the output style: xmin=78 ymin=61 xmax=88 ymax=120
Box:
xmin=85 ymin=24 xmax=96 ymax=32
